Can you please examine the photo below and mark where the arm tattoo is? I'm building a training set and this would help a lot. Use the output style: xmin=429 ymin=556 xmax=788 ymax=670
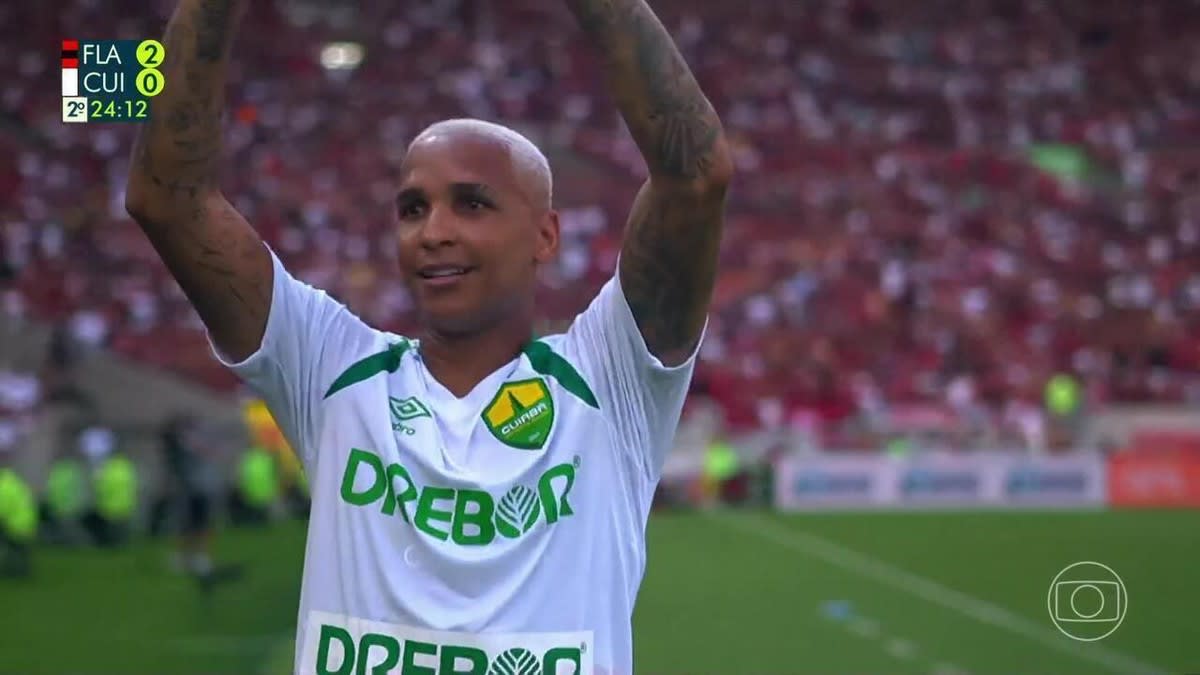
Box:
xmin=131 ymin=2 xmax=235 ymax=199
xmin=179 ymin=204 xmax=271 ymax=318
xmin=564 ymin=0 xmax=723 ymax=180
xmin=630 ymin=20 xmax=720 ymax=179
xmin=565 ymin=0 xmax=732 ymax=363
xmin=619 ymin=183 xmax=726 ymax=360
xmin=194 ymin=0 xmax=234 ymax=62
xmin=126 ymin=0 xmax=269 ymax=361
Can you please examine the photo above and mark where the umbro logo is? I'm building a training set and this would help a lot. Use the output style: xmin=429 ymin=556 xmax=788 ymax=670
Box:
xmin=389 ymin=395 xmax=430 ymax=436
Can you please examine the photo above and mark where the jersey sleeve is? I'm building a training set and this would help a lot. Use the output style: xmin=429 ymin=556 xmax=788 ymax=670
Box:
xmin=209 ymin=249 xmax=380 ymax=470
xmin=561 ymin=272 xmax=704 ymax=481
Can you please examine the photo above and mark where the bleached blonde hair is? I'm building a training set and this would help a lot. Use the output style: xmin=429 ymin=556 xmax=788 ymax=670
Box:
xmin=410 ymin=118 xmax=553 ymax=210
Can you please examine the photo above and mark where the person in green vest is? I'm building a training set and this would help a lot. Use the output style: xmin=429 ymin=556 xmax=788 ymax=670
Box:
xmin=158 ymin=413 xmax=242 ymax=591
xmin=1044 ymin=373 xmax=1081 ymax=418
xmin=77 ymin=423 xmax=139 ymax=548
xmin=700 ymin=436 xmax=742 ymax=507
xmin=886 ymin=436 xmax=914 ymax=458
xmin=231 ymin=445 xmax=279 ymax=526
xmin=0 ymin=467 xmax=37 ymax=577
xmin=1043 ymin=372 xmax=1083 ymax=450
xmin=40 ymin=452 xmax=89 ymax=545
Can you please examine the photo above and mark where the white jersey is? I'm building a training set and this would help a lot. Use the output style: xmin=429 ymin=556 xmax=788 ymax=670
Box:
xmin=213 ymin=251 xmax=698 ymax=675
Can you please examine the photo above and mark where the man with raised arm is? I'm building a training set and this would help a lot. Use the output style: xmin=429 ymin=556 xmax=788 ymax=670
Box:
xmin=126 ymin=0 xmax=731 ymax=672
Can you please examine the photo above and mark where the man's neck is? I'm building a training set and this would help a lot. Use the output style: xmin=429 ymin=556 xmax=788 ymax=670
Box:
xmin=418 ymin=318 xmax=534 ymax=398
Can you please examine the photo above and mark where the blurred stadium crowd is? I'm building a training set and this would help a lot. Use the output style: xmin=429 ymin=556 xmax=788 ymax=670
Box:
xmin=1 ymin=0 xmax=1198 ymax=489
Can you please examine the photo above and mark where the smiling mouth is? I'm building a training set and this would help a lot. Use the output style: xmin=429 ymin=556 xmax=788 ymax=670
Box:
xmin=417 ymin=266 xmax=474 ymax=282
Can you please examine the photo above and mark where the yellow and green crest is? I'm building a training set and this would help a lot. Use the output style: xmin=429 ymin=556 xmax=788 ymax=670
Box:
xmin=482 ymin=379 xmax=555 ymax=450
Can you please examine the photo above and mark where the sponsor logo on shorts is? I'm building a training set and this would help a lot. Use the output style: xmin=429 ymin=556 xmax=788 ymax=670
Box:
xmin=300 ymin=611 xmax=593 ymax=675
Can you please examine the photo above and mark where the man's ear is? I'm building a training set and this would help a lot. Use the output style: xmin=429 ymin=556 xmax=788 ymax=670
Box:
xmin=534 ymin=209 xmax=560 ymax=264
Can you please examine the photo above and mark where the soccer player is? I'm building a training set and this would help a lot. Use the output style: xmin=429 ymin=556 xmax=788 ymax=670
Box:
xmin=125 ymin=1 xmax=731 ymax=672
xmin=158 ymin=413 xmax=243 ymax=590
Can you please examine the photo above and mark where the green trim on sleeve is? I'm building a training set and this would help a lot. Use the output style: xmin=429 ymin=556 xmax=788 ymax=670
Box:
xmin=523 ymin=340 xmax=599 ymax=409
xmin=323 ymin=340 xmax=411 ymax=399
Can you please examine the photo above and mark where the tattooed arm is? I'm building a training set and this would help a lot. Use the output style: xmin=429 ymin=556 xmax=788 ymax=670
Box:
xmin=125 ymin=0 xmax=271 ymax=362
xmin=565 ymin=0 xmax=733 ymax=366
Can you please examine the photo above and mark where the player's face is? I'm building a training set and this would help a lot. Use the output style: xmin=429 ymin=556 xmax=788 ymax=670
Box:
xmin=394 ymin=134 xmax=558 ymax=336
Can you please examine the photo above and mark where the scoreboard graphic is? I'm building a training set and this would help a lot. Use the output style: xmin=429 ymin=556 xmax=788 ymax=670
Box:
xmin=61 ymin=39 xmax=166 ymax=123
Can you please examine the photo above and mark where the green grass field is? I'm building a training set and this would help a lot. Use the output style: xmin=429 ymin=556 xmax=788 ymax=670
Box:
xmin=2 ymin=509 xmax=1197 ymax=674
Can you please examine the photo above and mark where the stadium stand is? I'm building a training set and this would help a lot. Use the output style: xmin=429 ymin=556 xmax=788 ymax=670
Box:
xmin=2 ymin=0 xmax=1199 ymax=461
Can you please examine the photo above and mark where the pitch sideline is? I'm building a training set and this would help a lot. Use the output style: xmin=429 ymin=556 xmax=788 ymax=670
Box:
xmin=709 ymin=511 xmax=1167 ymax=675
